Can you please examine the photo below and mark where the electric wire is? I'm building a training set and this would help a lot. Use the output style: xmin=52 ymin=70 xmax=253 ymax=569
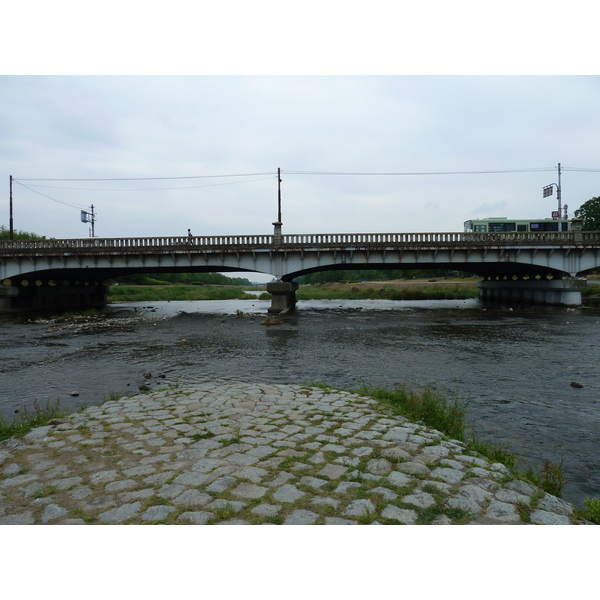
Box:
xmin=13 ymin=172 xmax=275 ymax=182
xmin=281 ymin=168 xmax=557 ymax=175
xmin=15 ymin=175 xmax=275 ymax=192
xmin=11 ymin=167 xmax=597 ymax=212
xmin=13 ymin=181 xmax=87 ymax=210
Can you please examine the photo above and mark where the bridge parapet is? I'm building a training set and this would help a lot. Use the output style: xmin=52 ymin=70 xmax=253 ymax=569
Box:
xmin=2 ymin=230 xmax=599 ymax=255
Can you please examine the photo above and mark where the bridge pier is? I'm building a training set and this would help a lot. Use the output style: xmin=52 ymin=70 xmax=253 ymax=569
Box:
xmin=0 ymin=280 xmax=109 ymax=313
xmin=267 ymin=280 xmax=298 ymax=314
xmin=477 ymin=278 xmax=586 ymax=306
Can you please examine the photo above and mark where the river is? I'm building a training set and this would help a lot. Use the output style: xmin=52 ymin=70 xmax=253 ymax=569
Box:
xmin=1 ymin=297 xmax=599 ymax=506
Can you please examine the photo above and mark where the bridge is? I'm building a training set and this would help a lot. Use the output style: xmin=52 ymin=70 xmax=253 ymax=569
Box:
xmin=1 ymin=223 xmax=599 ymax=313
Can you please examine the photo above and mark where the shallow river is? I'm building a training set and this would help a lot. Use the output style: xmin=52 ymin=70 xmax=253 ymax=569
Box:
xmin=1 ymin=297 xmax=599 ymax=505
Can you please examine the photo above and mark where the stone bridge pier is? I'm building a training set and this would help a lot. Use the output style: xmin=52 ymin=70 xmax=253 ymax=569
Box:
xmin=266 ymin=280 xmax=299 ymax=314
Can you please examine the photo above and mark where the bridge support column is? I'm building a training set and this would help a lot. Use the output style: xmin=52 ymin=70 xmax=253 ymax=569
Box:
xmin=267 ymin=280 xmax=298 ymax=314
xmin=478 ymin=278 xmax=586 ymax=306
xmin=0 ymin=286 xmax=19 ymax=311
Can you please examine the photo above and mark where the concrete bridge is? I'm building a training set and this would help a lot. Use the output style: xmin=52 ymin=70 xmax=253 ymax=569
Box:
xmin=1 ymin=225 xmax=599 ymax=313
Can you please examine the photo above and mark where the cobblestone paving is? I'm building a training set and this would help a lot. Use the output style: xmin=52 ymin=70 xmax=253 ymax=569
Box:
xmin=0 ymin=383 xmax=577 ymax=525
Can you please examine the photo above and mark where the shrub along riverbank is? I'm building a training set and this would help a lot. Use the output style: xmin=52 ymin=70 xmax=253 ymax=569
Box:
xmin=296 ymin=280 xmax=480 ymax=301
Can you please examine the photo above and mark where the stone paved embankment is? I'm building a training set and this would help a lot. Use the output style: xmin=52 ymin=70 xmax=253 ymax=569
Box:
xmin=0 ymin=383 xmax=578 ymax=525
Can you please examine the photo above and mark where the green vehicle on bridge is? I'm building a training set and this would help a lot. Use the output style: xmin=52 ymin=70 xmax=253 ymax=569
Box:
xmin=464 ymin=217 xmax=571 ymax=233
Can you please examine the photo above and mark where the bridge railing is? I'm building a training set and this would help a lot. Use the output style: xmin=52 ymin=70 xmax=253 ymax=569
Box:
xmin=0 ymin=235 xmax=275 ymax=251
xmin=1 ymin=231 xmax=599 ymax=253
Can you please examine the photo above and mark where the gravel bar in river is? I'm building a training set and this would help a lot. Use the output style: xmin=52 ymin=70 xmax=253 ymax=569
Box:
xmin=0 ymin=382 xmax=580 ymax=525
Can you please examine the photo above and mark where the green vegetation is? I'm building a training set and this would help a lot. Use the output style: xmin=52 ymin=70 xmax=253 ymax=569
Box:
xmin=579 ymin=497 xmax=600 ymax=524
xmin=0 ymin=225 xmax=46 ymax=240
xmin=353 ymin=384 xmax=467 ymax=442
xmin=190 ymin=431 xmax=215 ymax=441
xmin=295 ymin=269 xmax=469 ymax=284
xmin=581 ymin=284 xmax=600 ymax=307
xmin=296 ymin=282 xmax=480 ymax=301
xmin=349 ymin=383 xmax=578 ymax=502
xmin=0 ymin=399 xmax=64 ymax=442
xmin=574 ymin=196 xmax=600 ymax=231
xmin=113 ymin=272 xmax=252 ymax=286
xmin=108 ymin=285 xmax=256 ymax=302
xmin=526 ymin=459 xmax=569 ymax=498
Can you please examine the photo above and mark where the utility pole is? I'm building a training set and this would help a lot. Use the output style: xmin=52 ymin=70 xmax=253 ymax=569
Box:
xmin=81 ymin=205 xmax=96 ymax=237
xmin=543 ymin=162 xmax=565 ymax=232
xmin=90 ymin=204 xmax=95 ymax=237
xmin=9 ymin=175 xmax=13 ymax=240
xmin=557 ymin=162 xmax=562 ymax=232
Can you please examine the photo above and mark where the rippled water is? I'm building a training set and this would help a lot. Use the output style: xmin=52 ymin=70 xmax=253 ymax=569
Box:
xmin=1 ymin=297 xmax=599 ymax=505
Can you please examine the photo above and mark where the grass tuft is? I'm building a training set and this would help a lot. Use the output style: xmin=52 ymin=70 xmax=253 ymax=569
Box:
xmin=525 ymin=459 xmax=569 ymax=498
xmin=0 ymin=399 xmax=64 ymax=442
xmin=579 ymin=497 xmax=600 ymax=524
xmin=353 ymin=384 xmax=467 ymax=442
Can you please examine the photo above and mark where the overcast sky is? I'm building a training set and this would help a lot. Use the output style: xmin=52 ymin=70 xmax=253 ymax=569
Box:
xmin=1 ymin=5 xmax=599 ymax=283
xmin=3 ymin=75 xmax=599 ymax=240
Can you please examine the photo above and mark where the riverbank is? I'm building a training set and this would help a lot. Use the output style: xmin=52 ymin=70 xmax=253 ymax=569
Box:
xmin=108 ymin=284 xmax=257 ymax=302
xmin=1 ymin=382 xmax=586 ymax=525
xmin=106 ymin=278 xmax=481 ymax=303
xmin=296 ymin=278 xmax=480 ymax=300
xmin=106 ymin=278 xmax=600 ymax=304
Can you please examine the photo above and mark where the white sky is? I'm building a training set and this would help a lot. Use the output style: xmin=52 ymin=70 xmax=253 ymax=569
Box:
xmin=1 ymin=3 xmax=599 ymax=282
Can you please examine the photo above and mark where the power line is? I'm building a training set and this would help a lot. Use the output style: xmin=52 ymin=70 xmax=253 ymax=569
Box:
xmin=13 ymin=181 xmax=87 ymax=210
xmin=14 ymin=175 xmax=275 ymax=192
xmin=13 ymin=172 xmax=275 ymax=182
xmin=282 ymin=168 xmax=558 ymax=176
xmin=561 ymin=167 xmax=600 ymax=172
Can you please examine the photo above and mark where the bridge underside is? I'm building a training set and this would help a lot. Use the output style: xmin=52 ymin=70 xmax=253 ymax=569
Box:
xmin=0 ymin=265 xmax=262 ymax=313
xmin=1 ymin=264 xmax=588 ymax=315
xmin=2 ymin=241 xmax=598 ymax=313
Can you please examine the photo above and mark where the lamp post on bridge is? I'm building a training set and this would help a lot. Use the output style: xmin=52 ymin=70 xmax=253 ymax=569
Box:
xmin=9 ymin=175 xmax=13 ymax=240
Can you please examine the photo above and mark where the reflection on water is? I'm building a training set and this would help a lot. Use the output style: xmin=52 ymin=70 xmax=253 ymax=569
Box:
xmin=1 ymin=298 xmax=599 ymax=505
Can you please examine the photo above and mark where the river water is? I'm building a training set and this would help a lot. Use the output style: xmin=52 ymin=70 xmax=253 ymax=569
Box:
xmin=1 ymin=297 xmax=599 ymax=506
